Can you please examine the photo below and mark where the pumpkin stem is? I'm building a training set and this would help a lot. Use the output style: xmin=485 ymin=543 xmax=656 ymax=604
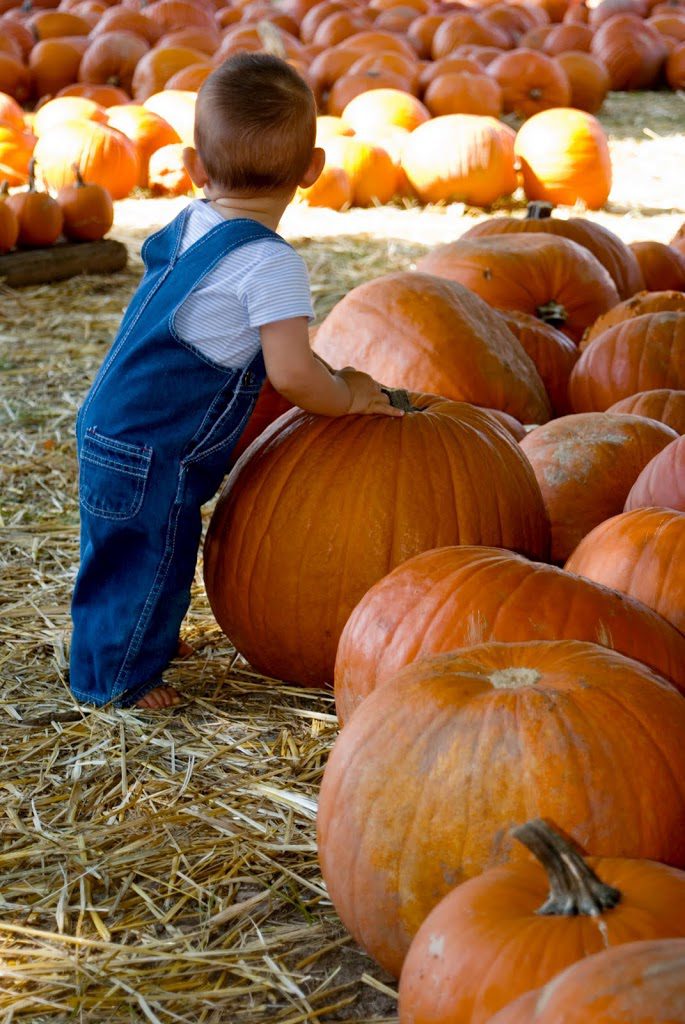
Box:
xmin=380 ymin=387 xmax=416 ymax=412
xmin=526 ymin=202 xmax=553 ymax=220
xmin=512 ymin=819 xmax=622 ymax=917
xmin=27 ymin=159 xmax=36 ymax=193
xmin=0 ymin=180 xmax=9 ymax=197
xmin=72 ymin=164 xmax=85 ymax=188
xmin=536 ymin=300 xmax=567 ymax=327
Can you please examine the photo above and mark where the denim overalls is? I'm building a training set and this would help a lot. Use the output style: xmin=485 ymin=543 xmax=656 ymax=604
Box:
xmin=71 ymin=210 xmax=290 ymax=707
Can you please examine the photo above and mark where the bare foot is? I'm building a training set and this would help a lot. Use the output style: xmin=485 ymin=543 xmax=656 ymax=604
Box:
xmin=135 ymin=685 xmax=182 ymax=709
xmin=176 ymin=639 xmax=194 ymax=659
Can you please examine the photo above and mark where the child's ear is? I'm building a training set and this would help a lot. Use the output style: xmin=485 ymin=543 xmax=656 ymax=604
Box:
xmin=299 ymin=147 xmax=325 ymax=189
xmin=182 ymin=147 xmax=209 ymax=188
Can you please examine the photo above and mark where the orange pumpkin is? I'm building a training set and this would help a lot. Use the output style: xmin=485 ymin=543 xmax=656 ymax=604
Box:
xmin=401 ymin=114 xmax=517 ymax=206
xmin=514 ymin=107 xmax=612 ymax=209
xmin=582 ymin=289 xmax=685 ymax=347
xmin=629 ymin=240 xmax=685 ymax=291
xmin=488 ymin=939 xmax=685 ymax=1024
xmin=0 ymin=124 xmax=35 ymax=186
xmin=0 ymin=181 xmax=19 ymax=252
xmin=163 ymin=61 xmax=213 ymax=92
xmin=33 ymin=119 xmax=139 ymax=199
xmin=542 ymin=21 xmax=594 ymax=52
xmin=565 ymin=507 xmax=685 ymax=634
xmin=295 ymin=162 xmax=351 ymax=208
xmin=340 ymin=87 xmax=430 ymax=133
xmin=56 ymin=165 xmax=113 ymax=241
xmin=32 ymin=96 xmax=108 ymax=137
xmin=334 ymin=544 xmax=685 ymax=724
xmin=89 ymin=7 xmax=162 ymax=45
xmin=106 ymin=103 xmax=180 ymax=187
xmin=0 ymin=90 xmax=26 ymax=132
xmin=203 ymin=396 xmax=551 ymax=687
xmin=130 ymin=45 xmax=209 ymax=100
xmin=327 ymin=68 xmax=412 ymax=115
xmin=569 ymin=312 xmax=685 ymax=411
xmin=418 ymin=55 xmax=484 ymax=91
xmin=146 ymin=142 xmax=192 ymax=195
xmin=521 ymin=411 xmax=678 ymax=562
xmin=625 ymin=434 xmax=685 ymax=512
xmin=590 ymin=12 xmax=667 ymax=87
xmin=424 ymin=70 xmax=503 ymax=117
xmin=497 ymin=309 xmax=578 ymax=414
xmin=29 ymin=10 xmax=91 ymax=40
xmin=556 ymin=50 xmax=611 ymax=112
xmin=666 ymin=40 xmax=685 ymax=87
xmin=321 ymin=134 xmax=397 ymax=206
xmin=312 ymin=271 xmax=552 ymax=423
xmin=6 ymin=159 xmax=64 ymax=246
xmin=28 ymin=37 xmax=89 ymax=99
xmin=398 ymin=820 xmax=685 ymax=1024
xmin=142 ymin=89 xmax=196 ymax=145
xmin=55 ymin=82 xmax=130 ymax=106
xmin=0 ymin=54 xmax=31 ymax=104
xmin=78 ymin=30 xmax=150 ymax=95
xmin=416 ymin=233 xmax=620 ymax=343
xmin=431 ymin=12 xmax=510 ymax=58
xmin=487 ymin=49 xmax=571 ymax=117
xmin=318 ymin=639 xmax=685 ymax=977
xmin=607 ymin=389 xmax=685 ymax=434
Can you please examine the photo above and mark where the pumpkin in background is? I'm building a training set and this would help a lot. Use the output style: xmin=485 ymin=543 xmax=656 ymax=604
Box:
xmin=416 ymin=233 xmax=619 ymax=343
xmin=423 ymin=70 xmax=503 ymax=118
xmin=514 ymin=107 xmax=612 ymax=210
xmin=0 ymin=182 xmax=19 ymax=252
xmin=461 ymin=202 xmax=644 ymax=301
xmin=398 ymin=819 xmax=685 ymax=1024
xmin=0 ymin=54 xmax=31 ymax=105
xmin=625 ymin=435 xmax=685 ymax=512
xmin=78 ymin=29 xmax=151 ymax=95
xmin=431 ymin=12 xmax=510 ymax=58
xmin=565 ymin=507 xmax=685 ymax=634
xmin=146 ymin=142 xmax=192 ymax=195
xmin=496 ymin=309 xmax=578 ymax=415
xmin=32 ymin=96 xmax=107 ymax=137
xmin=671 ymin=221 xmax=685 ymax=257
xmin=6 ymin=160 xmax=63 ymax=246
xmin=131 ymin=45 xmax=208 ymax=100
xmin=204 ymin=396 xmax=551 ymax=688
xmin=56 ymin=82 xmax=130 ymax=107
xmin=335 ymin=544 xmax=685 ymax=723
xmin=106 ymin=103 xmax=180 ymax=187
xmin=296 ymin=163 xmax=351 ymax=209
xmin=487 ymin=49 xmax=571 ymax=117
xmin=667 ymin=40 xmax=685 ymax=88
xmin=629 ymin=240 xmax=685 ymax=291
xmin=581 ymin=289 xmax=685 ymax=348
xmin=312 ymin=272 xmax=552 ymax=424
xmin=33 ymin=119 xmax=139 ymax=199
xmin=318 ymin=639 xmax=685 ymax=977
xmin=29 ymin=38 xmax=90 ymax=99
xmin=401 ymin=114 xmax=517 ymax=207
xmin=321 ymin=134 xmax=397 ymax=206
xmin=56 ymin=165 xmax=113 ymax=241
xmin=340 ymin=87 xmax=430 ymax=133
xmin=164 ymin=61 xmax=213 ymax=92
xmin=0 ymin=91 xmax=25 ymax=133
xmin=488 ymin=939 xmax=685 ymax=1024
xmin=569 ymin=312 xmax=685 ymax=410
xmin=142 ymin=89 xmax=196 ymax=146
xmin=556 ymin=51 xmax=611 ymax=113
xmin=607 ymin=389 xmax=685 ymax=434
xmin=520 ymin=412 xmax=677 ymax=563
xmin=542 ymin=22 xmax=594 ymax=53
xmin=0 ymin=124 xmax=35 ymax=186
xmin=89 ymin=6 xmax=162 ymax=44
xmin=591 ymin=12 xmax=667 ymax=88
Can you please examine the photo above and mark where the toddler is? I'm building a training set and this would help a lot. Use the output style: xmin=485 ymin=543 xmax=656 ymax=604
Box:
xmin=70 ymin=53 xmax=401 ymax=710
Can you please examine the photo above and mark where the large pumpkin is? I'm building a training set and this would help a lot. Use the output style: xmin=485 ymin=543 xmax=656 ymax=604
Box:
xmin=629 ymin=240 xmax=685 ymax=291
xmin=513 ymin=107 xmax=612 ymax=210
xmin=416 ymin=233 xmax=620 ymax=343
xmin=312 ymin=272 xmax=551 ymax=423
xmin=33 ymin=119 xmax=139 ymax=199
xmin=401 ymin=114 xmax=517 ymax=207
xmin=398 ymin=819 xmax=685 ymax=1024
xmin=625 ymin=435 xmax=685 ymax=513
xmin=581 ymin=289 xmax=685 ymax=349
xmin=106 ymin=103 xmax=180 ymax=187
xmin=488 ymin=939 xmax=685 ymax=1024
xmin=590 ymin=12 xmax=667 ymax=88
xmin=203 ymin=396 xmax=550 ymax=687
xmin=569 ymin=311 xmax=685 ymax=411
xmin=495 ymin=310 xmax=578 ymax=415
xmin=520 ymin=412 xmax=677 ymax=563
xmin=607 ymin=389 xmax=685 ymax=434
xmin=461 ymin=202 xmax=644 ymax=301
xmin=334 ymin=544 xmax=685 ymax=723
xmin=565 ymin=507 xmax=685 ymax=634
xmin=317 ymin=640 xmax=685 ymax=977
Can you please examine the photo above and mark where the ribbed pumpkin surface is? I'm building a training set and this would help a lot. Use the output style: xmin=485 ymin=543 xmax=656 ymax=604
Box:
xmin=582 ymin=290 xmax=685 ymax=349
xmin=204 ymin=396 xmax=550 ymax=687
xmin=496 ymin=309 xmax=578 ymax=416
xmin=625 ymin=435 xmax=685 ymax=512
xmin=607 ymin=389 xmax=685 ymax=434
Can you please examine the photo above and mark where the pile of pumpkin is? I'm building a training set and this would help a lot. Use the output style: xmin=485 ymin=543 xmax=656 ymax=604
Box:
xmin=200 ymin=204 xmax=685 ymax=1020
xmin=0 ymin=0 xmax=684 ymax=210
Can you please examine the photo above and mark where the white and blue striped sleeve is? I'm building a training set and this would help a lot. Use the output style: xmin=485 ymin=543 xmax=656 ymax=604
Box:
xmin=238 ymin=244 xmax=314 ymax=328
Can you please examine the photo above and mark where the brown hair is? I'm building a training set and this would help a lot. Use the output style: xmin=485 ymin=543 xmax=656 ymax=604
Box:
xmin=194 ymin=52 xmax=317 ymax=193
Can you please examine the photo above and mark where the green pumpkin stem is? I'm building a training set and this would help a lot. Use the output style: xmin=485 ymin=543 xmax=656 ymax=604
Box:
xmin=526 ymin=202 xmax=554 ymax=220
xmin=512 ymin=819 xmax=622 ymax=917
xmin=380 ymin=387 xmax=416 ymax=412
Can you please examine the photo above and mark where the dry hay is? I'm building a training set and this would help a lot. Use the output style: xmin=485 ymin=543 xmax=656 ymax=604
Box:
xmin=1 ymin=89 xmax=684 ymax=1023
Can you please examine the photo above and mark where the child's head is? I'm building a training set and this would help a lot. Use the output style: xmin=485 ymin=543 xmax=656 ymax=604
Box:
xmin=192 ymin=52 xmax=318 ymax=196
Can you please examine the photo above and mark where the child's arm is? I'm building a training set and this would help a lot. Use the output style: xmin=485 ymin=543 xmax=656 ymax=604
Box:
xmin=261 ymin=317 xmax=403 ymax=418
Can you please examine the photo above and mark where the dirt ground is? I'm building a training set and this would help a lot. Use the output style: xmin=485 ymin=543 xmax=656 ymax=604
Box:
xmin=0 ymin=91 xmax=683 ymax=1024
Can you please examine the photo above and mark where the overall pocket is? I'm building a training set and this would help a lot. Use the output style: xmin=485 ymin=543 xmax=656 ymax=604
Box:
xmin=79 ymin=428 xmax=153 ymax=521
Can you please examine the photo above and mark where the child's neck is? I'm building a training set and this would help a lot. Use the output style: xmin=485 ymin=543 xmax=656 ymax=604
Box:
xmin=207 ymin=191 xmax=291 ymax=233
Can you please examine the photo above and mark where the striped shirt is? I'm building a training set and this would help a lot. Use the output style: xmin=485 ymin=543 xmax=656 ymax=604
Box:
xmin=174 ymin=200 xmax=314 ymax=368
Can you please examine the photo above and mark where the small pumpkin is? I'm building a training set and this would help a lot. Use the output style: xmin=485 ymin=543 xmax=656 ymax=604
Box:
xmin=565 ymin=507 xmax=685 ymax=635
xmin=56 ymin=164 xmax=113 ymax=242
xmin=488 ymin=939 xmax=685 ymax=1024
xmin=6 ymin=160 xmax=63 ymax=247
xmin=398 ymin=819 xmax=685 ymax=1024
xmin=318 ymin=639 xmax=685 ymax=977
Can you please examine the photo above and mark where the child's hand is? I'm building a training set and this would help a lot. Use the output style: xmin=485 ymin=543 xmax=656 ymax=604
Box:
xmin=337 ymin=368 xmax=405 ymax=417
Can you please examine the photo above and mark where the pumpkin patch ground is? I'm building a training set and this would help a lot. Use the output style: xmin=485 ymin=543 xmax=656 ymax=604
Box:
xmin=1 ymin=88 xmax=684 ymax=1023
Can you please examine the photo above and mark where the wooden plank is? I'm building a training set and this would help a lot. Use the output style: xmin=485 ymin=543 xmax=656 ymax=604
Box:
xmin=0 ymin=239 xmax=128 ymax=287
